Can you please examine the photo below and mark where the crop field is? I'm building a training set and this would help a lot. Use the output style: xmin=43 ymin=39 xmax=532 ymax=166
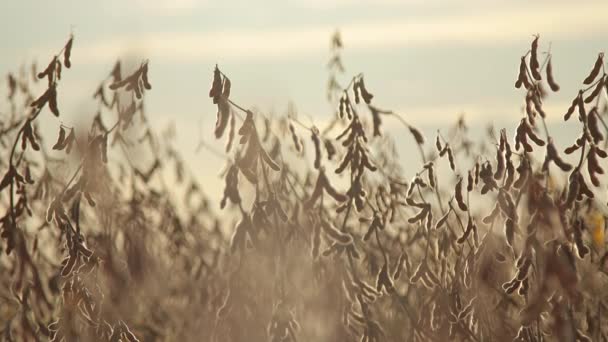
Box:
xmin=1 ymin=18 xmax=608 ymax=342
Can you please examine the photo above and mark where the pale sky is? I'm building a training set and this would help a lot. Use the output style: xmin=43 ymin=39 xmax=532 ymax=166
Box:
xmin=1 ymin=0 xmax=607 ymax=198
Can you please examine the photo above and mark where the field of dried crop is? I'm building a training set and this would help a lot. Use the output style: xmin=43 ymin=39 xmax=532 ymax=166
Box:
xmin=1 ymin=32 xmax=608 ymax=341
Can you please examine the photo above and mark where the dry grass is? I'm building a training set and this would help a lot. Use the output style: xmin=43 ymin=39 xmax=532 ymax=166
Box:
xmin=1 ymin=31 xmax=608 ymax=341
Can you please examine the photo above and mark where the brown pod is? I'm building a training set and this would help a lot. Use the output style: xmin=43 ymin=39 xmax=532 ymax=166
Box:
xmin=323 ymin=139 xmax=336 ymax=160
xmin=334 ymin=147 xmax=353 ymax=174
xmin=427 ymin=163 xmax=436 ymax=188
xmin=406 ymin=197 xmax=427 ymax=208
xmin=408 ymin=125 xmax=425 ymax=144
xmin=141 ymin=62 xmax=152 ymax=90
xmin=595 ymin=146 xmax=608 ymax=158
xmin=467 ymin=170 xmax=474 ymax=192
xmin=587 ymin=108 xmax=604 ymax=143
xmin=454 ymin=178 xmax=468 ymax=211
xmin=425 ymin=211 xmax=434 ymax=231
xmin=565 ymin=174 xmax=580 ymax=208
xmin=504 ymin=159 xmax=515 ymax=190
xmin=564 ymin=94 xmax=580 ymax=121
xmin=583 ymin=53 xmax=604 ymax=85
xmin=577 ymin=174 xmax=594 ymax=198
xmin=238 ymin=111 xmax=253 ymax=136
xmin=22 ymin=121 xmax=32 ymax=150
xmin=406 ymin=181 xmax=416 ymax=197
xmin=494 ymin=148 xmax=505 ymax=180
xmin=498 ymin=130 xmax=506 ymax=151
xmin=239 ymin=136 xmax=259 ymax=169
xmin=553 ymin=155 xmax=573 ymax=172
xmin=221 ymin=76 xmax=230 ymax=98
xmin=31 ymin=87 xmax=51 ymax=109
xmin=530 ymin=36 xmax=541 ymax=81
xmin=369 ymin=105 xmax=383 ymax=137
xmin=503 ymin=280 xmax=521 ymax=294
xmin=546 ymin=57 xmax=560 ymax=91
xmin=447 ymin=147 xmax=456 ymax=170
xmin=37 ymin=57 xmax=57 ymax=85
xmin=261 ymin=147 xmax=280 ymax=171
xmin=564 ymin=142 xmax=581 ymax=155
xmin=354 ymin=194 xmax=365 ymax=212
xmin=524 ymin=122 xmax=545 ymax=146
xmin=209 ymin=65 xmax=222 ymax=102
xmin=415 ymin=176 xmax=428 ymax=188
xmin=520 ymin=134 xmax=534 ymax=152
xmin=498 ymin=191 xmax=517 ymax=221
xmin=289 ymin=123 xmax=302 ymax=153
xmin=360 ymin=152 xmax=377 ymax=172
xmin=214 ymin=98 xmax=230 ymax=139
xmin=55 ymin=60 xmax=62 ymax=80
xmin=513 ymin=162 xmax=529 ymax=189
xmin=322 ymin=172 xmax=347 ymax=203
xmin=358 ymin=77 xmax=374 ymax=104
xmin=408 ymin=207 xmax=429 ymax=224
xmin=304 ymin=174 xmax=324 ymax=210
xmin=110 ymin=60 xmax=122 ymax=82
xmin=435 ymin=210 xmax=451 ymax=230
xmin=589 ymin=150 xmax=604 ymax=174
xmin=49 ymin=86 xmax=59 ymax=116
xmin=320 ymin=219 xmax=353 ymax=245
xmin=585 ymin=76 xmax=605 ymax=104
xmin=482 ymin=203 xmax=500 ymax=224
xmin=435 ymin=135 xmax=442 ymax=152
xmin=353 ymin=80 xmax=361 ymax=104
xmin=525 ymin=94 xmax=535 ymax=123
xmin=60 ymin=253 xmax=77 ymax=277
xmin=344 ymin=98 xmax=352 ymax=119
xmin=63 ymin=35 xmax=73 ymax=68
xmin=547 ymin=139 xmax=573 ymax=171
xmin=516 ymin=259 xmax=531 ymax=281
xmin=24 ymin=167 xmax=34 ymax=184
xmin=238 ymin=164 xmax=258 ymax=185
xmin=531 ymin=94 xmax=546 ymax=118
xmin=456 ymin=217 xmax=474 ymax=244
xmin=84 ymin=191 xmax=96 ymax=207
xmin=230 ymin=217 xmax=248 ymax=253
xmin=133 ymin=81 xmax=142 ymax=99
xmin=574 ymin=226 xmax=590 ymax=259
xmin=503 ymin=132 xmax=512 ymax=159
xmin=515 ymin=57 xmax=530 ymax=89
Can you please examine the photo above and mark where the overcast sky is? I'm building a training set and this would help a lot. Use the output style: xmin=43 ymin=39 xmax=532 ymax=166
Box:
xmin=1 ymin=0 xmax=607 ymax=197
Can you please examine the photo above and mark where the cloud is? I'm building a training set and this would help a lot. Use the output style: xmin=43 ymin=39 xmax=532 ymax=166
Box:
xmin=68 ymin=1 xmax=608 ymax=65
xmin=117 ymin=0 xmax=206 ymax=14
xmin=340 ymin=2 xmax=608 ymax=50
xmin=387 ymin=98 xmax=575 ymax=126
xmin=288 ymin=0 xmax=429 ymax=10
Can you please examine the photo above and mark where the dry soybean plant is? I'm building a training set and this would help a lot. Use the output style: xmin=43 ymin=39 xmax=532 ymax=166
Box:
xmin=1 ymin=32 xmax=608 ymax=341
